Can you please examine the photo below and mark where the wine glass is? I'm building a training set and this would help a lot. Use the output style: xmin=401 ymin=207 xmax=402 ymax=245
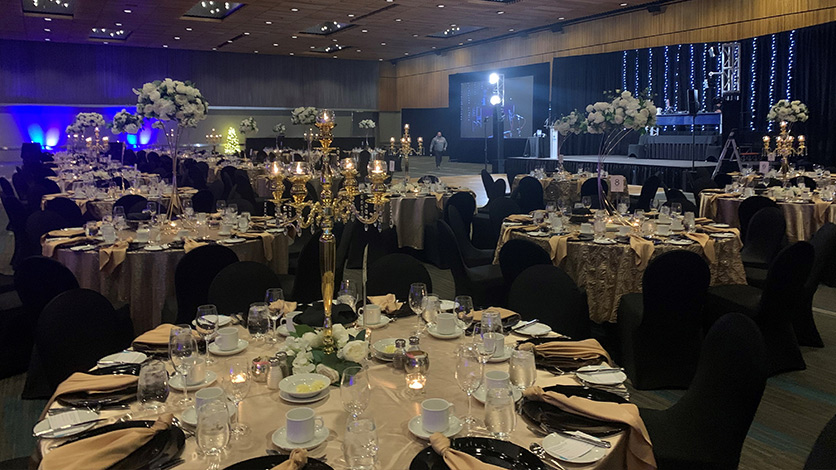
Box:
xmin=264 ymin=288 xmax=284 ymax=344
xmin=215 ymin=200 xmax=226 ymax=214
xmin=227 ymin=203 xmax=238 ymax=216
xmin=197 ymin=399 xmax=230 ymax=469
xmin=455 ymin=344 xmax=484 ymax=434
xmin=341 ymin=366 xmax=371 ymax=420
xmin=454 ymin=295 xmax=474 ymax=331
xmin=485 ymin=388 xmax=516 ymax=440
xmin=169 ymin=326 xmax=198 ymax=406
xmin=581 ymin=196 xmax=592 ymax=211
xmin=195 ymin=305 xmax=219 ymax=365
xmin=338 ymin=280 xmax=358 ymax=312
xmin=408 ymin=283 xmax=428 ymax=337
xmin=471 ymin=324 xmax=498 ymax=364
xmin=223 ymin=362 xmax=251 ymax=437
xmin=671 ymin=202 xmax=683 ymax=217
xmin=480 ymin=310 xmax=505 ymax=359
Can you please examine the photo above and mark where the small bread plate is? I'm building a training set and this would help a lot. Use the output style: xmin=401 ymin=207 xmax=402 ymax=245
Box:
xmin=356 ymin=315 xmax=391 ymax=329
xmin=97 ymin=351 xmax=147 ymax=367
xmin=271 ymin=426 xmax=329 ymax=450
xmin=710 ymin=232 xmax=736 ymax=238
xmin=575 ymin=365 xmax=627 ymax=386
xmin=426 ymin=324 xmax=464 ymax=339
xmin=487 ymin=346 xmax=513 ymax=363
xmin=512 ymin=321 xmax=552 ymax=337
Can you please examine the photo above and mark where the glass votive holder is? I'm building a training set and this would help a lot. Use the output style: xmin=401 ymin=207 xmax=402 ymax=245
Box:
xmin=405 ymin=373 xmax=426 ymax=396
xmin=251 ymin=356 xmax=269 ymax=383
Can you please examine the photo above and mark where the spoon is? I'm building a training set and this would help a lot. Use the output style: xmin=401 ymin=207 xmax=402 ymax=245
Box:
xmin=529 ymin=443 xmax=567 ymax=470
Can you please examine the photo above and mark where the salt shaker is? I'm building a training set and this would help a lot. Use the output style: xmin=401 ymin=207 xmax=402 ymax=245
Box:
xmin=267 ymin=357 xmax=283 ymax=390
xmin=392 ymin=339 xmax=407 ymax=371
xmin=274 ymin=351 xmax=291 ymax=378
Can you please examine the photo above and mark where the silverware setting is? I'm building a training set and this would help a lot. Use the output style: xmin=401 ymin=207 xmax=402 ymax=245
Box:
xmin=576 ymin=367 xmax=625 ymax=375
xmin=528 ymin=442 xmax=567 ymax=470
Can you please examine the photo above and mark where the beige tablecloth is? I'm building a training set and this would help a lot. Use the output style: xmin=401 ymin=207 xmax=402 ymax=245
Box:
xmin=53 ymin=229 xmax=289 ymax=333
xmin=698 ymin=192 xmax=836 ymax=242
xmin=494 ymin=224 xmax=747 ymax=323
xmin=379 ymin=193 xmax=455 ymax=250
xmin=43 ymin=188 xmax=199 ymax=221
xmin=513 ymin=175 xmax=626 ymax=206
xmin=39 ymin=321 xmax=631 ymax=470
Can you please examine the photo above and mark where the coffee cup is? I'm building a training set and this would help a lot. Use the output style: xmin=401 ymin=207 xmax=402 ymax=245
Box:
xmin=657 ymin=224 xmax=672 ymax=236
xmin=421 ymin=398 xmax=453 ymax=433
xmin=658 ymin=214 xmax=671 ymax=224
xmin=618 ymin=226 xmax=631 ymax=236
xmin=484 ymin=370 xmax=510 ymax=390
xmin=285 ymin=407 xmax=324 ymax=444
xmin=580 ymin=223 xmax=593 ymax=234
xmin=361 ymin=304 xmax=382 ymax=325
xmin=186 ymin=357 xmax=206 ymax=385
xmin=215 ymin=327 xmax=239 ymax=351
xmin=195 ymin=386 xmax=225 ymax=412
xmin=218 ymin=223 xmax=232 ymax=236
xmin=279 ymin=313 xmax=297 ymax=334
xmin=436 ymin=312 xmax=457 ymax=335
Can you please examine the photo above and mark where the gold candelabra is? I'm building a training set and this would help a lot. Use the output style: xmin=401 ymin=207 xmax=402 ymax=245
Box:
xmin=278 ymin=109 xmax=390 ymax=353
xmin=303 ymin=128 xmax=318 ymax=154
xmin=393 ymin=124 xmax=423 ymax=183
xmin=206 ymin=128 xmax=222 ymax=154
xmin=85 ymin=127 xmax=109 ymax=155
xmin=762 ymin=121 xmax=807 ymax=176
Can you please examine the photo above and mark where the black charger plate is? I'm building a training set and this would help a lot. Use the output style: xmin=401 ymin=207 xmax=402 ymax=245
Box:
xmin=89 ymin=364 xmax=142 ymax=376
xmin=543 ymin=384 xmax=628 ymax=404
xmin=223 ymin=455 xmax=332 ymax=470
xmin=410 ymin=437 xmax=545 ymax=470
xmin=56 ymin=388 xmax=137 ymax=407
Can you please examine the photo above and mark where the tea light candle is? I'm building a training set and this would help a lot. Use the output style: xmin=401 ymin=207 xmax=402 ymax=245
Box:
xmin=763 ymin=136 xmax=770 ymax=143
xmin=406 ymin=373 xmax=426 ymax=393
xmin=250 ymin=357 xmax=269 ymax=383
xmin=390 ymin=137 xmax=395 ymax=144
xmin=232 ymin=373 xmax=247 ymax=384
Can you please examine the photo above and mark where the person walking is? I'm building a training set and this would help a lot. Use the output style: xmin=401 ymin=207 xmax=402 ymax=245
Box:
xmin=430 ymin=131 xmax=447 ymax=168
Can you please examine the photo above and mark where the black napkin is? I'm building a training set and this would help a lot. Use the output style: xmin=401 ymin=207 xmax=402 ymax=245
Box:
xmin=294 ymin=302 xmax=358 ymax=326
xmin=519 ymin=397 xmax=628 ymax=437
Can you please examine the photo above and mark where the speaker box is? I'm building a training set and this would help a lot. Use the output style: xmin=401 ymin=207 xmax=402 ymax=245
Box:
xmin=687 ymin=89 xmax=699 ymax=116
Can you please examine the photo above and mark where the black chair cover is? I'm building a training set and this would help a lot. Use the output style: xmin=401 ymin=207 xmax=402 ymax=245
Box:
xmin=44 ymin=197 xmax=84 ymax=227
xmin=794 ymin=222 xmax=836 ymax=347
xmin=174 ymin=245 xmax=239 ymax=325
xmin=805 ymin=413 xmax=836 ymax=469
xmin=208 ymin=261 xmax=282 ymax=319
xmin=741 ymin=207 xmax=786 ymax=270
xmin=437 ymin=219 xmax=504 ymax=307
xmin=366 ymin=253 xmax=432 ymax=300
xmin=514 ymin=176 xmax=545 ymax=213
xmin=634 ymin=175 xmax=661 ymax=212
xmin=448 ymin=206 xmax=493 ymax=268
xmin=507 ymin=265 xmax=591 ymax=340
xmin=488 ymin=198 xmax=522 ymax=247
xmin=498 ymin=239 xmax=551 ymax=287
xmin=738 ymin=196 xmax=777 ymax=242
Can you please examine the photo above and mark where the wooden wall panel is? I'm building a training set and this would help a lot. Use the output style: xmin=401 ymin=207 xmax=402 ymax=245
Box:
xmin=380 ymin=0 xmax=836 ymax=110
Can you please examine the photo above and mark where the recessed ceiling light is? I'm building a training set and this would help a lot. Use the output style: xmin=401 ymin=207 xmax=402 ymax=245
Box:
xmin=508 ymin=28 xmax=515 ymax=31
xmin=431 ymin=46 xmax=436 ymax=49
xmin=404 ymin=52 xmax=409 ymax=55
xmin=347 ymin=14 xmax=354 ymax=17
xmin=380 ymin=42 xmax=386 ymax=45
xmin=265 ymin=21 xmax=272 ymax=24
xmin=212 ymin=47 xmax=217 ymax=50
xmin=356 ymin=49 xmax=361 ymax=52
xmin=123 ymin=9 xmax=132 ymax=13
xmin=497 ymin=10 xmax=504 ymax=14
xmin=379 ymin=58 xmax=383 ymax=61
xmin=451 ymin=24 xmax=456 ymax=27
xmin=437 ymin=4 xmax=444 ymax=7
xmin=395 ymin=18 xmax=402 ymax=22
xmin=254 ymin=50 xmax=258 ymax=53
xmin=292 ymin=35 xmax=297 ymax=39
xmin=289 ymin=52 xmax=294 ymax=55
xmin=412 ymin=34 xmax=418 ymax=37
xmin=44 ymin=17 xmax=52 ymax=21
xmin=185 ymin=27 xmax=192 ymax=31
xmin=163 ymin=44 xmax=168 ymax=47
xmin=103 ymin=41 xmax=109 ymax=44
xmin=332 ymin=39 xmax=338 ymax=42
xmin=174 ymin=36 xmax=180 ymax=40
xmin=620 ymin=2 xmax=628 ymax=5
xmin=290 ymin=8 xmax=298 ymax=11
xmin=386 ymin=0 xmax=393 ymax=2
xmin=361 ymin=29 xmax=368 ymax=33
xmin=333 ymin=55 xmax=337 ymax=58
xmin=467 ymin=38 xmax=472 ymax=41
xmin=115 ymin=22 xmax=122 ymax=26
xmin=227 ymin=40 xmax=233 ymax=43
xmin=44 ymin=28 xmax=51 ymax=32
xmin=244 ymin=32 xmax=250 ymax=35
xmin=458 ymin=42 xmax=463 ymax=45
xmin=273 ymin=43 xmax=278 ymax=46
xmin=558 ymin=17 xmax=565 ymax=20
xmin=310 ymin=46 xmax=315 ymax=49
xmin=45 ymin=38 xmax=50 ymax=41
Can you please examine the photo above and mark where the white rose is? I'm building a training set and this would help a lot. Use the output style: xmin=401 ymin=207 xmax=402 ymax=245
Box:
xmin=338 ymin=340 xmax=368 ymax=363
xmin=301 ymin=331 xmax=323 ymax=349
xmin=614 ymin=115 xmax=624 ymax=125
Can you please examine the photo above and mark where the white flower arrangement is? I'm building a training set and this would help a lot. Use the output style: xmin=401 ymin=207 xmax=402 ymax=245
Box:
xmin=553 ymin=110 xmax=587 ymax=136
xmin=67 ymin=112 xmax=106 ymax=135
xmin=109 ymin=109 xmax=144 ymax=135
xmin=273 ymin=123 xmax=286 ymax=135
xmin=767 ymin=99 xmax=809 ymax=123
xmin=239 ymin=116 xmax=258 ymax=135
xmin=291 ymin=107 xmax=318 ymax=125
xmin=358 ymin=119 xmax=376 ymax=129
xmin=584 ymin=90 xmax=657 ymax=135
xmin=276 ymin=323 xmax=366 ymax=380
xmin=133 ymin=78 xmax=209 ymax=129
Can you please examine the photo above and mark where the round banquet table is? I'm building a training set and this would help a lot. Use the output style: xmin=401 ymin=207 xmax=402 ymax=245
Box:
xmin=494 ymin=223 xmax=747 ymax=324
xmin=378 ymin=190 xmax=472 ymax=250
xmin=698 ymin=191 xmax=836 ymax=242
xmin=42 ymin=187 xmax=200 ymax=221
xmin=38 ymin=321 xmax=631 ymax=470
xmin=51 ymin=228 xmax=289 ymax=334
xmin=512 ymin=175 xmax=624 ymax=206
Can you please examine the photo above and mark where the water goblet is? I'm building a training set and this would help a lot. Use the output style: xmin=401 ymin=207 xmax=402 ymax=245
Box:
xmin=341 ymin=366 xmax=371 ymax=420
xmin=454 ymin=295 xmax=474 ymax=331
xmin=195 ymin=305 xmax=219 ymax=364
xmin=408 ymin=282 xmax=428 ymax=337
xmin=484 ymin=387 xmax=516 ymax=440
xmin=343 ymin=418 xmax=378 ymax=470
xmin=264 ymin=288 xmax=284 ymax=343
xmin=137 ymin=359 xmax=169 ymax=411
xmin=223 ymin=362 xmax=251 ymax=437
xmin=247 ymin=302 xmax=270 ymax=341
xmin=197 ymin=399 xmax=230 ymax=469
xmin=509 ymin=349 xmax=536 ymax=390
xmin=455 ymin=344 xmax=484 ymax=434
xmin=169 ymin=326 xmax=198 ymax=407
xmin=338 ymin=279 xmax=358 ymax=312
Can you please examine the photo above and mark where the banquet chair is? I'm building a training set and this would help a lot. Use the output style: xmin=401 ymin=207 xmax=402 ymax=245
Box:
xmin=507 ymin=265 xmax=590 ymax=340
xmin=737 ymin=195 xmax=777 ymax=244
xmin=791 ymin=175 xmax=817 ymax=189
xmin=480 ymin=169 xmax=495 ymax=205
xmin=488 ymin=197 xmax=522 ymax=247
xmin=417 ymin=175 xmax=440 ymax=184
xmin=191 ymin=189 xmax=215 ymax=213
xmin=513 ymin=176 xmax=545 ymax=213
xmin=208 ymin=179 xmax=225 ymax=202
xmin=447 ymin=206 xmax=494 ymax=267
xmin=713 ymin=173 xmax=733 ymax=187
xmin=25 ymin=179 xmax=61 ymax=213
xmin=24 ymin=210 xmax=70 ymax=253
xmin=208 ymin=261 xmax=283 ymax=319
xmin=805 ymin=413 xmax=836 ymax=469
xmin=740 ymin=207 xmax=786 ymax=271
xmin=174 ymin=245 xmax=239 ymax=325
xmin=640 ymin=313 xmax=767 ymax=470
xmin=289 ymin=231 xmax=326 ymax=304
xmin=617 ymin=250 xmax=710 ymax=390
xmin=44 ymin=197 xmax=84 ymax=227
xmin=498 ymin=239 xmax=551 ymax=287
xmin=12 ymin=171 xmax=30 ymax=202
xmin=1 ymin=192 xmax=32 ymax=268
xmin=633 ymin=175 xmax=662 ymax=212
xmin=792 ymin=222 xmax=836 ymax=347
xmin=0 ymin=176 xmax=16 ymax=199
xmin=36 ymin=289 xmax=134 ymax=392
xmin=706 ymin=241 xmax=813 ymax=375
xmin=437 ymin=219 xmax=504 ymax=307
xmin=113 ymin=194 xmax=148 ymax=215
xmin=580 ymin=178 xmax=609 ymax=209
xmin=443 ymin=192 xmax=477 ymax=232
xmin=367 ymin=253 xmax=432 ymax=300
xmin=228 ymin=197 xmax=254 ymax=215
xmin=0 ymin=456 xmax=33 ymax=470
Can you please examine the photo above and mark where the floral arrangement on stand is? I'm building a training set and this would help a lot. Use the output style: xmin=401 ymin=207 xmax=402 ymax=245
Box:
xmin=277 ymin=324 xmax=368 ymax=382
xmin=66 ymin=112 xmax=106 ymax=135
xmin=273 ymin=123 xmax=286 ymax=135
xmin=239 ymin=116 xmax=259 ymax=135
xmin=767 ymin=99 xmax=809 ymax=123
xmin=291 ymin=107 xmax=318 ymax=125
xmin=359 ymin=119 xmax=376 ymax=148
xmin=553 ymin=110 xmax=587 ymax=168
xmin=109 ymin=109 xmax=144 ymax=135
xmin=133 ymin=78 xmax=209 ymax=217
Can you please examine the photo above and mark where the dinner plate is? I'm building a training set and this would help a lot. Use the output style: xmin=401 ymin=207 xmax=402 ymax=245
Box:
xmin=518 ymin=400 xmax=627 ymax=437
xmin=33 ymin=409 xmax=100 ymax=438
xmin=70 ymin=244 xmax=97 ymax=251
xmin=97 ymin=351 xmax=148 ymax=367
xmin=223 ymin=455 xmax=332 ymax=470
xmin=575 ymin=365 xmax=627 ymax=386
xmin=278 ymin=387 xmax=331 ymax=404
xmin=192 ymin=314 xmax=232 ymax=328
xmin=473 ymin=386 xmax=523 ymax=404
xmin=592 ymin=238 xmax=617 ymax=245
xmin=542 ymin=384 xmax=627 ymax=404
xmin=528 ymin=232 xmax=552 ymax=238
xmin=279 ymin=373 xmax=331 ymax=398
xmin=271 ymin=425 xmax=330 ymax=450
xmin=512 ymin=322 xmax=552 ymax=337
xmin=709 ymin=223 xmax=730 ymax=228
xmin=372 ymin=338 xmax=397 ymax=359
xmin=169 ymin=371 xmax=217 ymax=391
xmin=208 ymin=339 xmax=249 ymax=356
xmin=143 ymin=244 xmax=168 ymax=251
xmin=410 ymin=437 xmax=546 ymax=470
xmin=56 ymin=388 xmax=137 ymax=408
xmin=89 ymin=363 xmax=142 ymax=376
xmin=543 ymin=432 xmax=609 ymax=464
xmin=408 ymin=415 xmax=463 ymax=440
xmin=710 ymin=232 xmax=736 ymax=238
xmin=180 ymin=401 xmax=237 ymax=427
xmin=426 ymin=324 xmax=463 ymax=339
xmin=356 ymin=315 xmax=391 ymax=329
xmin=666 ymin=239 xmax=694 ymax=246
xmin=219 ymin=238 xmax=245 ymax=244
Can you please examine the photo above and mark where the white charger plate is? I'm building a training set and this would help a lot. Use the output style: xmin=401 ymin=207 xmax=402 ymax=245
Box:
xmin=543 ymin=432 xmax=608 ymax=464
xmin=408 ymin=415 xmax=463 ymax=440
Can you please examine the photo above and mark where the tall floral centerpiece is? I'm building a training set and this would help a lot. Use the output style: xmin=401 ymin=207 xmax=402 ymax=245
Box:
xmin=358 ymin=119 xmax=376 ymax=148
xmin=553 ymin=110 xmax=588 ymax=170
xmin=133 ymin=78 xmax=209 ymax=217
xmin=273 ymin=123 xmax=286 ymax=149
xmin=66 ymin=112 xmax=107 ymax=152
xmin=109 ymin=109 xmax=144 ymax=186
xmin=765 ymin=99 xmax=809 ymax=176
xmin=239 ymin=117 xmax=258 ymax=157
xmin=291 ymin=107 xmax=318 ymax=126
xmin=584 ymin=90 xmax=656 ymax=210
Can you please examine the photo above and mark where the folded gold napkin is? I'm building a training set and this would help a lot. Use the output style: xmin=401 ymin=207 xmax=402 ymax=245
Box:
xmin=236 ymin=232 xmax=275 ymax=260
xmin=42 ymin=237 xmax=96 ymax=258
xmin=518 ymin=338 xmax=612 ymax=364
xmin=368 ymin=294 xmax=403 ymax=313
xmin=270 ymin=300 xmax=298 ymax=315
xmin=703 ymin=193 xmax=735 ymax=220
xmin=39 ymin=372 xmax=138 ymax=420
xmin=523 ymin=387 xmax=656 ymax=470
xmin=433 ymin=192 xmax=445 ymax=210
xmin=628 ymin=234 xmax=654 ymax=270
xmin=506 ymin=214 xmax=533 ymax=223
xmin=471 ymin=307 xmax=518 ymax=322
xmin=99 ymin=240 xmax=130 ymax=274
xmin=184 ymin=238 xmax=209 ymax=253
xmin=813 ymin=197 xmax=831 ymax=226
xmin=694 ymin=217 xmax=711 ymax=224
xmin=548 ymin=232 xmax=577 ymax=265
xmin=429 ymin=433 xmax=505 ymax=470
xmin=683 ymin=232 xmax=716 ymax=263
xmin=499 ymin=225 xmax=541 ymax=245
xmin=41 ymin=413 xmax=172 ymax=470
xmin=270 ymin=448 xmax=308 ymax=470
xmin=699 ymin=225 xmax=742 ymax=244
xmin=131 ymin=323 xmax=175 ymax=350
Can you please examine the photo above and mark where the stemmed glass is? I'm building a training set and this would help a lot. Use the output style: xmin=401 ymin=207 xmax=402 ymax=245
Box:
xmin=338 ymin=280 xmax=358 ymax=312
xmin=471 ymin=324 xmax=498 ymax=365
xmin=197 ymin=399 xmax=230 ymax=469
xmin=223 ymin=362 xmax=251 ymax=437
xmin=341 ymin=366 xmax=371 ymax=420
xmin=215 ymin=200 xmax=226 ymax=214
xmin=408 ymin=283 xmax=428 ymax=337
xmin=670 ymin=202 xmax=683 ymax=218
xmin=454 ymin=295 xmax=474 ymax=331
xmin=169 ymin=325 xmax=198 ymax=406
xmin=264 ymin=288 xmax=284 ymax=344
xmin=455 ymin=344 xmax=484 ymax=434
xmin=581 ymin=196 xmax=592 ymax=211
xmin=195 ymin=305 xmax=219 ymax=365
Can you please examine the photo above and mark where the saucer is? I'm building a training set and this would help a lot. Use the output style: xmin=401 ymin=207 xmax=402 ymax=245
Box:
xmin=97 ymin=351 xmax=147 ymax=367
xmin=576 ymin=365 xmax=627 ymax=386
xmin=169 ymin=371 xmax=217 ymax=391
xmin=278 ymin=387 xmax=331 ymax=404
xmin=180 ymin=401 xmax=237 ymax=427
xmin=512 ymin=321 xmax=552 ymax=337
xmin=357 ymin=315 xmax=391 ymax=329
xmin=208 ymin=339 xmax=249 ymax=356
xmin=487 ymin=346 xmax=513 ymax=363
xmin=426 ymin=324 xmax=463 ymax=339
xmin=192 ymin=314 xmax=233 ymax=328
xmin=271 ymin=425 xmax=329 ymax=450
xmin=473 ymin=385 xmax=523 ymax=404
xmin=408 ymin=415 xmax=463 ymax=440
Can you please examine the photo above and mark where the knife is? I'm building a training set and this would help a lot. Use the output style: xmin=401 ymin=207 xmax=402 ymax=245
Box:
xmin=576 ymin=367 xmax=625 ymax=375
xmin=512 ymin=319 xmax=540 ymax=331
xmin=557 ymin=430 xmax=612 ymax=448
xmin=34 ymin=418 xmax=106 ymax=437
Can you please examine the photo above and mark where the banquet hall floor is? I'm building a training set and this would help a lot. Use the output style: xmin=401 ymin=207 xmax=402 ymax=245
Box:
xmin=0 ymin=155 xmax=833 ymax=468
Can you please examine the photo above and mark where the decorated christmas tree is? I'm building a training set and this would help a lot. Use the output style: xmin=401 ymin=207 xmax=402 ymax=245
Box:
xmin=224 ymin=126 xmax=239 ymax=154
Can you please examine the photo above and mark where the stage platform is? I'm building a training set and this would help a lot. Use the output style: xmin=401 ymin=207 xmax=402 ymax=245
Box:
xmin=505 ymin=155 xmax=716 ymax=190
